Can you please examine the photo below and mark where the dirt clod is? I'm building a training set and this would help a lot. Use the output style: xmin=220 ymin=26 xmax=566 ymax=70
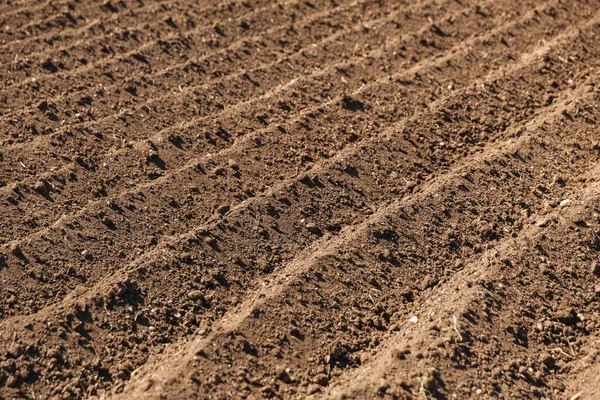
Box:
xmin=590 ymin=261 xmax=600 ymax=276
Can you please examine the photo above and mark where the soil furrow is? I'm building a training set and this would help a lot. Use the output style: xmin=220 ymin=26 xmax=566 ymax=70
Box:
xmin=0 ymin=0 xmax=239 ymax=64
xmin=1 ymin=0 xmax=599 ymax=398
xmin=0 ymin=0 xmax=576 ymax=230
xmin=1 ymin=6 xmax=598 ymax=397
xmin=0 ymin=0 xmax=566 ymax=302
xmin=321 ymin=72 xmax=600 ymax=400
xmin=0 ymin=0 xmax=299 ymax=88
xmin=0 ymin=0 xmax=492 ymax=241
xmin=0 ymin=0 xmax=372 ymax=161
xmin=328 ymin=160 xmax=600 ymax=399
xmin=117 ymin=66 xmax=600 ymax=400
xmin=0 ymin=0 xmax=171 ymax=51
xmin=0 ymin=0 xmax=342 ymax=99
xmin=0 ymin=0 xmax=390 ymax=131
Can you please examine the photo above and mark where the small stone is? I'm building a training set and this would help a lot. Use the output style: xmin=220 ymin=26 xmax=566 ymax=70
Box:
xmin=535 ymin=218 xmax=549 ymax=227
xmin=559 ymin=199 xmax=572 ymax=207
xmin=275 ymin=365 xmax=289 ymax=382
xmin=409 ymin=316 xmax=418 ymax=324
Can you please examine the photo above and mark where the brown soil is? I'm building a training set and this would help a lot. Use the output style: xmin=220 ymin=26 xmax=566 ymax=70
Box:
xmin=1 ymin=0 xmax=600 ymax=398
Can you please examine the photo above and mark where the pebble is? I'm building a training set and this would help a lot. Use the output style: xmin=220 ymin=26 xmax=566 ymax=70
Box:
xmin=409 ymin=316 xmax=418 ymax=324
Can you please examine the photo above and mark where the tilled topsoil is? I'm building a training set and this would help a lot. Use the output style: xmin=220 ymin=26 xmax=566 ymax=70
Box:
xmin=1 ymin=0 xmax=600 ymax=398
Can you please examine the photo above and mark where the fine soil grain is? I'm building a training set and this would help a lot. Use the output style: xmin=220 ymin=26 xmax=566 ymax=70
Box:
xmin=1 ymin=0 xmax=600 ymax=399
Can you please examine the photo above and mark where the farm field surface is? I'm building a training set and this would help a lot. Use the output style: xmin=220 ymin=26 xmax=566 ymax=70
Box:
xmin=1 ymin=0 xmax=600 ymax=398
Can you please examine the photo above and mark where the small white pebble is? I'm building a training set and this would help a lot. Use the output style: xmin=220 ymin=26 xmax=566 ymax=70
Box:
xmin=559 ymin=199 xmax=572 ymax=207
xmin=409 ymin=316 xmax=418 ymax=324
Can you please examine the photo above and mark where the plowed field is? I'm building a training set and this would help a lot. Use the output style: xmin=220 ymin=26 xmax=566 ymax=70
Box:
xmin=1 ymin=0 xmax=600 ymax=398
